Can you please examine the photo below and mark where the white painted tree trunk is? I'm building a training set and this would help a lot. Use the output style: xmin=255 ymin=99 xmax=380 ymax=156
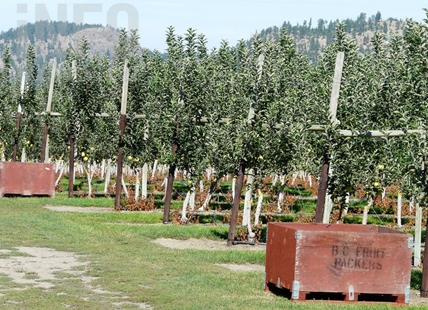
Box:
xmin=199 ymin=180 xmax=204 ymax=193
xmin=141 ymin=163 xmax=148 ymax=199
xmin=55 ymin=166 xmax=65 ymax=187
xmin=181 ymin=191 xmax=191 ymax=223
xmin=54 ymin=160 xmax=63 ymax=173
xmin=73 ymin=163 xmax=76 ymax=185
xmin=308 ymin=174 xmax=312 ymax=187
xmin=272 ymin=174 xmax=278 ymax=187
xmin=343 ymin=193 xmax=349 ymax=216
xmin=277 ymin=176 xmax=285 ymax=212
xmin=189 ymin=190 xmax=195 ymax=211
xmin=198 ymin=179 xmax=217 ymax=211
xmin=84 ymin=163 xmax=95 ymax=198
xmin=121 ymin=175 xmax=129 ymax=198
xmin=323 ymin=195 xmax=334 ymax=224
xmin=414 ymin=203 xmax=422 ymax=267
xmin=101 ymin=159 xmax=106 ymax=180
xmin=254 ymin=190 xmax=264 ymax=226
xmin=104 ymin=159 xmax=112 ymax=194
xmin=397 ymin=194 xmax=402 ymax=228
xmin=231 ymin=177 xmax=236 ymax=202
xmin=247 ymin=220 xmax=255 ymax=243
xmin=21 ymin=147 xmax=26 ymax=162
xmin=135 ymin=171 xmax=140 ymax=202
xmin=243 ymin=170 xmax=254 ymax=227
xmin=362 ymin=196 xmax=373 ymax=225
xmin=162 ymin=177 xmax=168 ymax=201
xmin=151 ymin=160 xmax=158 ymax=179
xmin=291 ymin=173 xmax=297 ymax=185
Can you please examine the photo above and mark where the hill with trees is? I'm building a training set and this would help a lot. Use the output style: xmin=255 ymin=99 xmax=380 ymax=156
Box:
xmin=0 ymin=11 xmax=413 ymax=76
xmin=0 ymin=21 xmax=120 ymax=77
xmin=252 ymin=12 xmax=407 ymax=64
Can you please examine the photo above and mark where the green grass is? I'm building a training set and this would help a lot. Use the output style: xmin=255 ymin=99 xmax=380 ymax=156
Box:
xmin=0 ymin=196 xmax=424 ymax=309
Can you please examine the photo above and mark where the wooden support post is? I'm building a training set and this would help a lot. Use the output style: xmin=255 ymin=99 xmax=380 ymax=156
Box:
xmin=162 ymin=128 xmax=178 ymax=224
xmin=114 ymin=60 xmax=129 ymax=210
xmin=12 ymin=72 xmax=26 ymax=162
xmin=68 ymin=61 xmax=77 ymax=198
xmin=315 ymin=52 xmax=344 ymax=222
xmin=41 ymin=59 xmax=57 ymax=163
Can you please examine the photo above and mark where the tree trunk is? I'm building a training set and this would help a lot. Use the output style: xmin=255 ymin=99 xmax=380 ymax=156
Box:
xmin=315 ymin=151 xmax=330 ymax=223
xmin=243 ymin=169 xmax=254 ymax=226
xmin=227 ymin=162 xmax=245 ymax=246
xmin=104 ymin=159 xmax=112 ymax=194
xmin=68 ymin=133 xmax=75 ymax=198
xmin=397 ymin=194 xmax=402 ymax=228
xmin=254 ymin=190 xmax=264 ymax=226
xmin=198 ymin=179 xmax=218 ymax=211
xmin=163 ymin=164 xmax=176 ymax=224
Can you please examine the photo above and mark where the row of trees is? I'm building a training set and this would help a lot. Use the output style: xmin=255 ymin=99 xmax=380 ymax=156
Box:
xmin=0 ymin=11 xmax=427 ymax=212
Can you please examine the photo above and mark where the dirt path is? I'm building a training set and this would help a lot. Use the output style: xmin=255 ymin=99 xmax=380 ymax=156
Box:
xmin=0 ymin=247 xmax=152 ymax=309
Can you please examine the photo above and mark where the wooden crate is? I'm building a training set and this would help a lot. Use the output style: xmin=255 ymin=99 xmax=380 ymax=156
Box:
xmin=265 ymin=223 xmax=413 ymax=304
xmin=0 ymin=161 xmax=55 ymax=197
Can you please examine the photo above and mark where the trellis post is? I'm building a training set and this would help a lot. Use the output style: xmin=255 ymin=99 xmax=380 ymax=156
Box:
xmin=68 ymin=60 xmax=77 ymax=198
xmin=315 ymin=52 xmax=344 ymax=223
xmin=41 ymin=59 xmax=56 ymax=163
xmin=114 ymin=60 xmax=130 ymax=210
xmin=12 ymin=72 xmax=26 ymax=162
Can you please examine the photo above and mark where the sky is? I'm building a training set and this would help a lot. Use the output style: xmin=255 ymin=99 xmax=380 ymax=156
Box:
xmin=1 ymin=1 xmax=426 ymax=51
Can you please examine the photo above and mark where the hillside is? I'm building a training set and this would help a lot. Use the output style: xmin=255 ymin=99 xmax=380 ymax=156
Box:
xmin=0 ymin=21 xmax=120 ymax=73
xmin=253 ymin=12 xmax=407 ymax=64
xmin=0 ymin=12 xmax=411 ymax=74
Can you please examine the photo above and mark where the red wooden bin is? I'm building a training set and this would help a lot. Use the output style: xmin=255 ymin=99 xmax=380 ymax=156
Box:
xmin=265 ymin=223 xmax=413 ymax=304
xmin=0 ymin=161 xmax=55 ymax=197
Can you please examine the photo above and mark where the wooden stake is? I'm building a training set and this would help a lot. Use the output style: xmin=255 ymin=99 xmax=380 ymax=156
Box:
xmin=162 ymin=132 xmax=178 ymax=223
xmin=68 ymin=60 xmax=77 ymax=198
xmin=41 ymin=59 xmax=57 ymax=163
xmin=315 ymin=52 xmax=344 ymax=222
xmin=12 ymin=72 xmax=26 ymax=162
xmin=114 ymin=60 xmax=130 ymax=210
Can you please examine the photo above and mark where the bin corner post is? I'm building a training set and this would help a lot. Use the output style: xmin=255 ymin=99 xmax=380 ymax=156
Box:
xmin=315 ymin=151 xmax=330 ymax=223
xmin=420 ymin=215 xmax=428 ymax=297
xmin=227 ymin=161 xmax=246 ymax=246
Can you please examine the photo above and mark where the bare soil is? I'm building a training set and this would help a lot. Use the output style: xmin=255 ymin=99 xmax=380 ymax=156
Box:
xmin=0 ymin=247 xmax=152 ymax=309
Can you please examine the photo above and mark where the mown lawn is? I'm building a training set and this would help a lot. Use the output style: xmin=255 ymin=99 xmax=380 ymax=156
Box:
xmin=0 ymin=196 xmax=424 ymax=309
